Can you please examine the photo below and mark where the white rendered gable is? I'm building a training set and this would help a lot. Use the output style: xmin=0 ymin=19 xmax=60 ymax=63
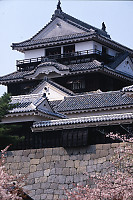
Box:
xmin=37 ymin=98 xmax=53 ymax=112
xmin=31 ymin=81 xmax=70 ymax=101
xmin=116 ymin=57 xmax=133 ymax=76
xmin=33 ymin=18 xmax=84 ymax=40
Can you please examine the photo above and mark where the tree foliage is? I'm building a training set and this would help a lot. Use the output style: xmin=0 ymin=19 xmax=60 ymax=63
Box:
xmin=0 ymin=93 xmax=24 ymax=150
xmin=0 ymin=93 xmax=13 ymax=121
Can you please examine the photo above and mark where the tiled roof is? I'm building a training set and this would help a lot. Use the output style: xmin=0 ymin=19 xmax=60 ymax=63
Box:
xmin=54 ymin=91 xmax=133 ymax=113
xmin=37 ymin=62 xmax=69 ymax=71
xmin=68 ymin=60 xmax=102 ymax=72
xmin=1 ymin=58 xmax=133 ymax=84
xmin=49 ymin=100 xmax=62 ymax=108
xmin=32 ymin=112 xmax=133 ymax=130
xmin=9 ymin=93 xmax=64 ymax=118
xmin=68 ymin=60 xmax=133 ymax=81
xmin=12 ymin=32 xmax=95 ymax=49
xmin=51 ymin=10 xmax=110 ymax=38
xmin=0 ymin=60 xmax=102 ymax=83
xmin=0 ymin=62 xmax=69 ymax=83
xmin=10 ymin=94 xmax=44 ymax=113
xmin=0 ymin=71 xmax=28 ymax=82
xmin=12 ymin=7 xmax=110 ymax=50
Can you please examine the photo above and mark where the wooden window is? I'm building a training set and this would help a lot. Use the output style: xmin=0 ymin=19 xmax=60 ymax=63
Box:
xmin=45 ymin=47 xmax=61 ymax=56
xmin=67 ymin=78 xmax=85 ymax=90
xmin=102 ymin=46 xmax=108 ymax=54
xmin=63 ymin=44 xmax=75 ymax=54
xmin=72 ymin=80 xmax=85 ymax=90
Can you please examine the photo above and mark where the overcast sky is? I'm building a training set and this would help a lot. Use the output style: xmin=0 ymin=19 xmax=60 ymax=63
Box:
xmin=0 ymin=0 xmax=133 ymax=96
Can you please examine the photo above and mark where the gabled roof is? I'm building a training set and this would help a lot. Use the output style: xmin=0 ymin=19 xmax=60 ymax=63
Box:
xmin=108 ymin=52 xmax=129 ymax=70
xmin=31 ymin=77 xmax=74 ymax=96
xmin=53 ymin=90 xmax=133 ymax=113
xmin=10 ymin=93 xmax=44 ymax=113
xmin=38 ymin=62 xmax=69 ymax=71
xmin=51 ymin=9 xmax=109 ymax=37
xmin=11 ymin=5 xmax=110 ymax=52
xmin=9 ymin=93 xmax=64 ymax=118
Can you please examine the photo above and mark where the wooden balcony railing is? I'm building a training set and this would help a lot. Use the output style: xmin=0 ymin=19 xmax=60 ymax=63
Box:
xmin=16 ymin=49 xmax=114 ymax=71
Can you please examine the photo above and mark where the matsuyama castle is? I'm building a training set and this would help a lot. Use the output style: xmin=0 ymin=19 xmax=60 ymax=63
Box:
xmin=1 ymin=1 xmax=133 ymax=149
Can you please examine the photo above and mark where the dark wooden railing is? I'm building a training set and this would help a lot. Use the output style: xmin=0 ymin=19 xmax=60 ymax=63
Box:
xmin=16 ymin=49 xmax=114 ymax=71
xmin=17 ymin=57 xmax=42 ymax=66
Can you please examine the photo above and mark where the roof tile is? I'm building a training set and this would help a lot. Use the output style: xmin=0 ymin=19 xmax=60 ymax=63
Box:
xmin=54 ymin=91 xmax=133 ymax=112
xmin=32 ymin=112 xmax=133 ymax=129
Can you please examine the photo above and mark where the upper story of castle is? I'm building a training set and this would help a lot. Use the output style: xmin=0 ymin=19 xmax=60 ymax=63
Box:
xmin=1 ymin=0 xmax=133 ymax=96
xmin=11 ymin=0 xmax=133 ymax=72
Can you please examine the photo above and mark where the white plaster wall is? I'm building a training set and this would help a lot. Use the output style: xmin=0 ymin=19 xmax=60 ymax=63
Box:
xmin=34 ymin=18 xmax=84 ymax=40
xmin=93 ymin=42 xmax=102 ymax=52
xmin=75 ymin=41 xmax=94 ymax=52
xmin=24 ymin=48 xmax=45 ymax=59
xmin=23 ymin=41 xmax=118 ymax=60
xmin=46 ymin=84 xmax=69 ymax=101
xmin=32 ymin=82 xmax=69 ymax=101
xmin=93 ymin=42 xmax=117 ymax=56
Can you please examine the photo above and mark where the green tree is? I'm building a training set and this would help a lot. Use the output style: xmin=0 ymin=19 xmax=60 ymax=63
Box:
xmin=0 ymin=93 xmax=24 ymax=150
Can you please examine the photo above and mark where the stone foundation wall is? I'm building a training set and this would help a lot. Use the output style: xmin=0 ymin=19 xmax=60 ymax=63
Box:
xmin=5 ymin=143 xmax=123 ymax=200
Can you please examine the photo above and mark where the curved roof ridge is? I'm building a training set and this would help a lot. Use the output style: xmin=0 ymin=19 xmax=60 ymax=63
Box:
xmin=63 ymin=89 xmax=122 ymax=99
xmin=38 ymin=61 xmax=69 ymax=71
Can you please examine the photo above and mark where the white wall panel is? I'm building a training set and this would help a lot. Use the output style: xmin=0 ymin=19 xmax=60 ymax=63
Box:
xmin=24 ymin=48 xmax=45 ymax=59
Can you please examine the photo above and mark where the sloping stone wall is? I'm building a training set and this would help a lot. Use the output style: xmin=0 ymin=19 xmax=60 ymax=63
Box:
xmin=5 ymin=143 xmax=122 ymax=200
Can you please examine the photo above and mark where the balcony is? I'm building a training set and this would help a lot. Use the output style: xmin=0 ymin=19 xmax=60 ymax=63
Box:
xmin=16 ymin=49 xmax=114 ymax=71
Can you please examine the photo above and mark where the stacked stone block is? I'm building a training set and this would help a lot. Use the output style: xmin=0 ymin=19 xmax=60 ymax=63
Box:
xmin=5 ymin=143 xmax=124 ymax=200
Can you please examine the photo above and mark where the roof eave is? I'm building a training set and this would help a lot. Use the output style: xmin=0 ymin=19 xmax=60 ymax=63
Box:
xmin=0 ymin=78 xmax=24 ymax=85
xmin=11 ymin=33 xmax=97 ymax=52
xmin=32 ymin=112 xmax=133 ymax=132
xmin=57 ymin=104 xmax=133 ymax=115
xmin=94 ymin=35 xmax=133 ymax=56
xmin=1 ymin=110 xmax=60 ymax=124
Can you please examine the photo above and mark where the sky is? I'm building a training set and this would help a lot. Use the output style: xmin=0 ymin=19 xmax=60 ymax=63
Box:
xmin=0 ymin=0 xmax=133 ymax=97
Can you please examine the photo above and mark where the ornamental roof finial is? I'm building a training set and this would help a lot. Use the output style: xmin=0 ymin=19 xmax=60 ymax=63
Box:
xmin=102 ymin=22 xmax=106 ymax=32
xmin=57 ymin=0 xmax=62 ymax=11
